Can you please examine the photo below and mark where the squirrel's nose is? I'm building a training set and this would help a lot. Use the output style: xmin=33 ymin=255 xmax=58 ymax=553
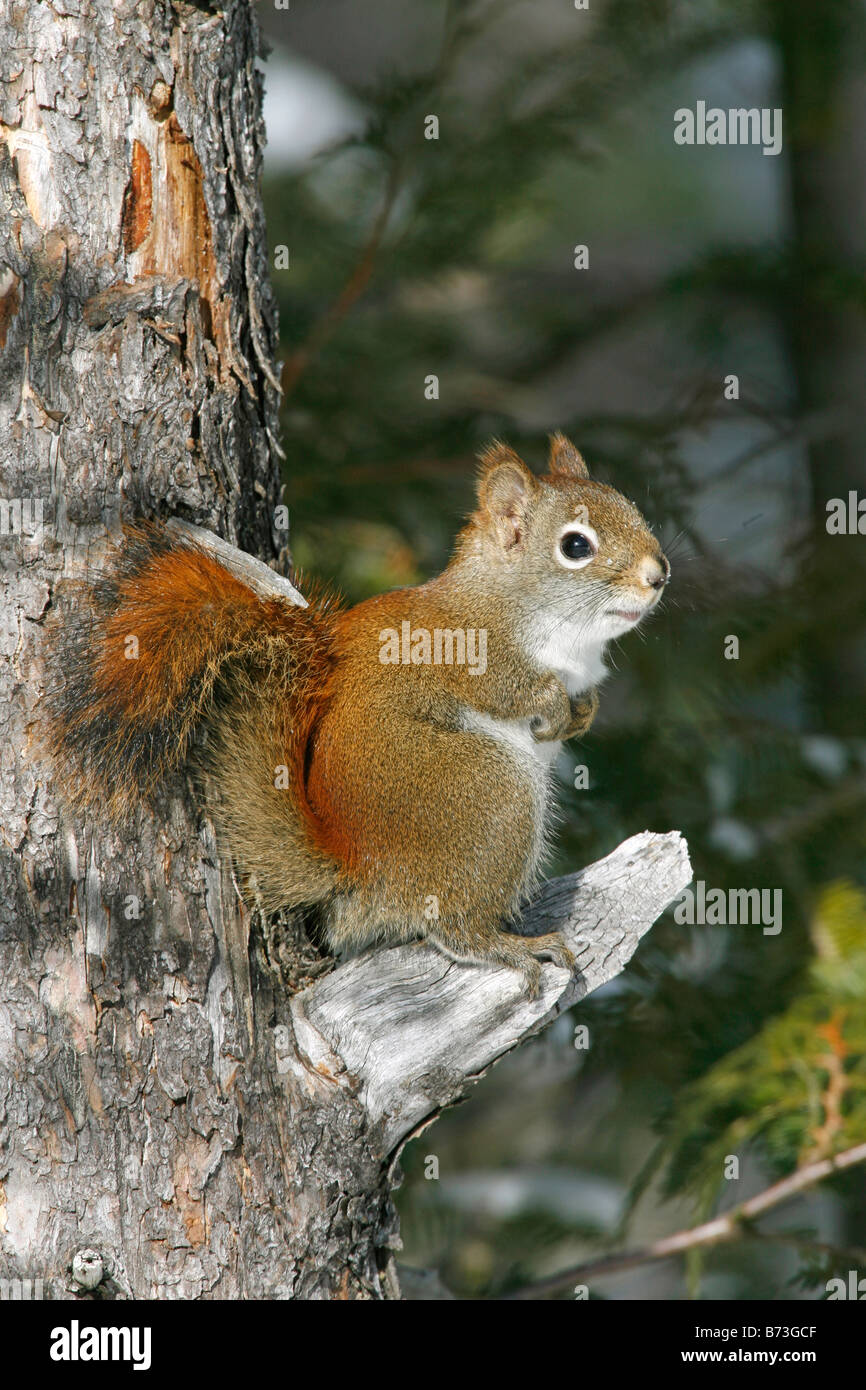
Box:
xmin=642 ymin=554 xmax=670 ymax=592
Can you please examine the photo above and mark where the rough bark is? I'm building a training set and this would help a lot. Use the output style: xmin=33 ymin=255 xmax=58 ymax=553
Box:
xmin=0 ymin=0 xmax=691 ymax=1300
xmin=0 ymin=0 xmax=397 ymax=1301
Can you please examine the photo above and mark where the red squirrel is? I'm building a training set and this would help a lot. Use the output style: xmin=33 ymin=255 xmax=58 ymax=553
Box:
xmin=44 ymin=434 xmax=669 ymax=995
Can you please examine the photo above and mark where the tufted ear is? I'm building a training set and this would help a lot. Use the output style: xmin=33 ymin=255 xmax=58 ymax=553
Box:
xmin=548 ymin=431 xmax=590 ymax=479
xmin=476 ymin=441 xmax=538 ymax=549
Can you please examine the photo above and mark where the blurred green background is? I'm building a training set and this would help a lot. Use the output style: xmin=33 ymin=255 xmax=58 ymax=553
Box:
xmin=257 ymin=0 xmax=866 ymax=1299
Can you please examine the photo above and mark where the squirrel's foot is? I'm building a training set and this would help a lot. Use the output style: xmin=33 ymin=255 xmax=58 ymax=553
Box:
xmin=519 ymin=931 xmax=575 ymax=995
xmin=428 ymin=927 xmax=575 ymax=998
xmin=500 ymin=931 xmax=576 ymax=999
xmin=524 ymin=930 xmax=576 ymax=971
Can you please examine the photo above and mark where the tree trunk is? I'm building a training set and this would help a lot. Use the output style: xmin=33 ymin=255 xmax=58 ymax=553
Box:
xmin=0 ymin=0 xmax=690 ymax=1300
xmin=0 ymin=0 xmax=398 ymax=1301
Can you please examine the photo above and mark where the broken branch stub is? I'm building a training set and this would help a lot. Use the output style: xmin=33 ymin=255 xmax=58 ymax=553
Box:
xmin=294 ymin=830 xmax=692 ymax=1152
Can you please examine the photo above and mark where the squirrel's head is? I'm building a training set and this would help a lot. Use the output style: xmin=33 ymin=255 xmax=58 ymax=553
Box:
xmin=463 ymin=434 xmax=670 ymax=644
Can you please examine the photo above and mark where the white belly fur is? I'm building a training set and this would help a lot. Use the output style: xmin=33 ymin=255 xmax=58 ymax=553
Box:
xmin=458 ymin=621 xmax=610 ymax=897
xmin=459 ymin=707 xmax=557 ymax=902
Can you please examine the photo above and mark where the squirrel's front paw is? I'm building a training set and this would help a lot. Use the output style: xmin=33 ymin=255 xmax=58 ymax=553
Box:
xmin=529 ymin=674 xmax=572 ymax=742
xmin=564 ymin=686 xmax=599 ymax=740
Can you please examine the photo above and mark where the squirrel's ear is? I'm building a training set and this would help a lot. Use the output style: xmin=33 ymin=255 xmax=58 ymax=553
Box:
xmin=477 ymin=441 xmax=538 ymax=549
xmin=548 ymin=431 xmax=589 ymax=479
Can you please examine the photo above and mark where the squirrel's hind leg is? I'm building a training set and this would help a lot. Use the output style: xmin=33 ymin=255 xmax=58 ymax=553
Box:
xmin=426 ymin=921 xmax=575 ymax=999
xmin=321 ymin=892 xmax=574 ymax=998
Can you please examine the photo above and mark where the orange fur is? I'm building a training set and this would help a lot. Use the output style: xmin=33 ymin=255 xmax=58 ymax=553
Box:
xmin=43 ymin=436 xmax=668 ymax=995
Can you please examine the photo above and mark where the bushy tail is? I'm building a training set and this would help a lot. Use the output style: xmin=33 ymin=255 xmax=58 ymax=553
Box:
xmin=43 ymin=522 xmax=335 ymax=819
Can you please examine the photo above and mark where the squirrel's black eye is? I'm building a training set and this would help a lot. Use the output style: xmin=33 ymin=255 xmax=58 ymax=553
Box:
xmin=560 ymin=531 xmax=594 ymax=562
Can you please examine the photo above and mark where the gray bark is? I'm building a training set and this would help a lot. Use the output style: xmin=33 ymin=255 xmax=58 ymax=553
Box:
xmin=0 ymin=0 xmax=691 ymax=1300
